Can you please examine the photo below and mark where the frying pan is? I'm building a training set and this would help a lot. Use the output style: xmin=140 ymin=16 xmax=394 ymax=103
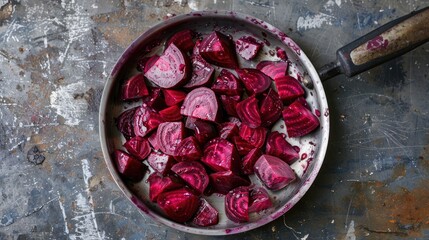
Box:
xmin=99 ymin=8 xmax=429 ymax=235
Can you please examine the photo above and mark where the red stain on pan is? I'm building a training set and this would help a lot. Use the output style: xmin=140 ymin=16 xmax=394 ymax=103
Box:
xmin=366 ymin=35 xmax=389 ymax=51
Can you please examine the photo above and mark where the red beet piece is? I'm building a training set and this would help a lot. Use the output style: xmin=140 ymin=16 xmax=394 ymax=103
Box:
xmin=241 ymin=148 xmax=263 ymax=175
xmin=266 ymin=131 xmax=299 ymax=164
xmin=239 ymin=124 xmax=268 ymax=148
xmin=147 ymin=173 xmax=182 ymax=202
xmin=192 ymin=39 xmax=202 ymax=55
xmin=282 ymin=99 xmax=320 ymax=137
xmin=185 ymin=117 xmax=218 ymax=145
xmin=201 ymin=138 xmax=240 ymax=173
xmin=174 ymin=136 xmax=202 ymax=162
xmin=113 ymin=150 xmax=147 ymax=182
xmin=256 ymin=61 xmax=288 ymax=80
xmin=209 ymin=171 xmax=250 ymax=194
xmin=147 ymin=152 xmax=176 ymax=175
xmin=145 ymin=43 xmax=191 ymax=88
xmin=211 ymin=69 xmax=243 ymax=96
xmin=199 ymin=31 xmax=238 ymax=69
xmin=171 ymin=161 xmax=209 ymax=195
xmin=232 ymin=136 xmax=255 ymax=156
xmin=157 ymin=188 xmax=200 ymax=223
xmin=159 ymin=105 xmax=182 ymax=122
xmin=235 ymin=36 xmax=262 ymax=60
xmin=220 ymin=95 xmax=241 ymax=118
xmin=276 ymin=47 xmax=288 ymax=61
xmin=218 ymin=122 xmax=239 ymax=140
xmin=180 ymin=87 xmax=219 ymax=122
xmin=184 ymin=55 xmax=215 ymax=88
xmin=137 ymin=54 xmax=160 ymax=73
xmin=166 ymin=29 xmax=195 ymax=52
xmin=274 ymin=76 xmax=305 ymax=103
xmin=236 ymin=68 xmax=272 ymax=95
xmin=142 ymin=88 xmax=166 ymax=111
xmin=259 ymin=88 xmax=283 ymax=127
xmin=162 ymin=89 xmax=187 ymax=106
xmin=248 ymin=187 xmax=273 ymax=213
xmin=236 ymin=95 xmax=261 ymax=128
xmin=147 ymin=131 xmax=160 ymax=151
xmin=254 ymin=155 xmax=296 ymax=191
xmin=133 ymin=105 xmax=164 ymax=137
xmin=192 ymin=198 xmax=219 ymax=227
xmin=116 ymin=107 xmax=137 ymax=139
xmin=296 ymin=96 xmax=310 ymax=110
xmin=121 ymin=74 xmax=149 ymax=101
xmin=225 ymin=186 xmax=249 ymax=223
xmin=123 ymin=136 xmax=151 ymax=160
xmin=156 ymin=122 xmax=185 ymax=156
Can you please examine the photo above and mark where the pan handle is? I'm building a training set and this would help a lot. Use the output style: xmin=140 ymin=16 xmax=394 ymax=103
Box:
xmin=318 ymin=6 xmax=429 ymax=81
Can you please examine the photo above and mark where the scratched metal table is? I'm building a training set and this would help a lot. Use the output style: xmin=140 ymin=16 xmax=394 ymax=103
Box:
xmin=1 ymin=0 xmax=429 ymax=239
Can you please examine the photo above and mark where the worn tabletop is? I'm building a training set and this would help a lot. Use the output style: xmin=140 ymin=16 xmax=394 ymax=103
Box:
xmin=1 ymin=0 xmax=429 ymax=239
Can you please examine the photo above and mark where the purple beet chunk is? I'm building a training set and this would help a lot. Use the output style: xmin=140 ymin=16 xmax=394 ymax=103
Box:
xmin=121 ymin=73 xmax=149 ymax=101
xmin=147 ymin=152 xmax=176 ymax=175
xmin=157 ymin=188 xmax=200 ymax=223
xmin=225 ymin=186 xmax=249 ymax=223
xmin=184 ymin=55 xmax=215 ymax=88
xmin=201 ymin=138 xmax=240 ymax=173
xmin=123 ymin=136 xmax=151 ymax=160
xmin=166 ymin=29 xmax=195 ymax=52
xmin=232 ymin=136 xmax=255 ymax=156
xmin=265 ymin=131 xmax=299 ymax=164
xmin=236 ymin=68 xmax=272 ymax=95
xmin=254 ymin=155 xmax=296 ymax=191
xmin=256 ymin=60 xmax=288 ymax=80
xmin=171 ymin=161 xmax=209 ymax=195
xmin=185 ymin=117 xmax=218 ymax=145
xmin=239 ymin=124 xmax=268 ymax=148
xmin=133 ymin=105 xmax=164 ymax=138
xmin=180 ymin=87 xmax=219 ymax=122
xmin=142 ymin=88 xmax=166 ymax=111
xmin=274 ymin=75 xmax=305 ymax=103
xmin=259 ymin=88 xmax=283 ymax=127
xmin=147 ymin=173 xmax=182 ymax=202
xmin=162 ymin=89 xmax=187 ymax=107
xmin=209 ymin=171 xmax=250 ymax=195
xmin=220 ymin=95 xmax=241 ymax=118
xmin=159 ymin=105 xmax=182 ymax=122
xmin=147 ymin=131 xmax=160 ymax=151
xmin=241 ymin=148 xmax=263 ymax=175
xmin=235 ymin=36 xmax=262 ymax=60
xmin=116 ymin=107 xmax=137 ymax=139
xmin=156 ymin=121 xmax=185 ymax=156
xmin=174 ymin=136 xmax=202 ymax=162
xmin=211 ymin=69 xmax=243 ymax=96
xmin=192 ymin=198 xmax=219 ymax=227
xmin=248 ymin=187 xmax=273 ymax=213
xmin=113 ymin=150 xmax=147 ymax=182
xmin=236 ymin=95 xmax=262 ymax=128
xmin=137 ymin=54 xmax=159 ymax=73
xmin=199 ymin=31 xmax=239 ymax=69
xmin=218 ymin=122 xmax=239 ymax=140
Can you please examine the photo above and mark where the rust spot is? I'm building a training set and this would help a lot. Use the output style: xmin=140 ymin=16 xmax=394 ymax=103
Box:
xmin=0 ymin=1 xmax=14 ymax=23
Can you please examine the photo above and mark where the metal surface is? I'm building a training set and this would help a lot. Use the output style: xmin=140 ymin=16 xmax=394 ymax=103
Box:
xmin=1 ymin=0 xmax=429 ymax=239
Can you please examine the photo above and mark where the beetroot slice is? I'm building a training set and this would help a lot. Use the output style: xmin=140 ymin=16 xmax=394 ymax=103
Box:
xmin=166 ymin=29 xmax=195 ymax=52
xmin=266 ymin=131 xmax=299 ymax=164
xmin=274 ymin=76 xmax=305 ymax=103
xmin=162 ymin=89 xmax=187 ymax=107
xmin=236 ymin=95 xmax=261 ymax=128
xmin=185 ymin=117 xmax=218 ymax=145
xmin=199 ymin=31 xmax=238 ymax=69
xmin=235 ymin=36 xmax=262 ymax=60
xmin=145 ymin=43 xmax=191 ymax=88
xmin=248 ymin=187 xmax=273 ymax=213
xmin=137 ymin=54 xmax=159 ymax=73
xmin=225 ymin=186 xmax=249 ymax=223
xmin=171 ymin=161 xmax=209 ymax=195
xmin=259 ymin=88 xmax=283 ymax=127
xmin=192 ymin=198 xmax=219 ymax=227
xmin=157 ymin=188 xmax=200 ymax=223
xmin=121 ymin=74 xmax=149 ymax=101
xmin=133 ymin=105 xmax=164 ymax=138
xmin=147 ymin=173 xmax=182 ymax=202
xmin=147 ymin=152 xmax=176 ymax=176
xmin=236 ymin=68 xmax=272 ymax=95
xmin=241 ymin=148 xmax=263 ymax=175
xmin=220 ymin=95 xmax=241 ymax=118
xmin=256 ymin=61 xmax=289 ymax=80
xmin=159 ymin=105 xmax=182 ymax=122
xmin=211 ymin=69 xmax=243 ymax=96
xmin=184 ymin=55 xmax=215 ymax=88
xmin=142 ymin=88 xmax=166 ymax=111
xmin=218 ymin=122 xmax=239 ymax=140
xmin=209 ymin=171 xmax=250 ymax=194
xmin=116 ymin=107 xmax=137 ymax=139
xmin=180 ymin=87 xmax=219 ymax=122
xmin=147 ymin=131 xmax=160 ymax=151
xmin=174 ymin=136 xmax=202 ymax=162
xmin=123 ymin=136 xmax=151 ymax=160
xmin=239 ymin=124 xmax=268 ymax=148
xmin=282 ymin=99 xmax=320 ymax=137
xmin=201 ymin=138 xmax=240 ymax=173
xmin=113 ymin=150 xmax=147 ymax=182
xmin=156 ymin=122 xmax=185 ymax=156
xmin=254 ymin=155 xmax=296 ymax=191
xmin=233 ymin=136 xmax=255 ymax=156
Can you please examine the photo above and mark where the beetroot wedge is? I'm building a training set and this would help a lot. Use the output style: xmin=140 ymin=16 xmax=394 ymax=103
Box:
xmin=265 ymin=131 xmax=299 ymax=164
xmin=276 ymin=47 xmax=288 ymax=61
xmin=159 ymin=105 xmax=182 ymax=122
xmin=147 ymin=152 xmax=176 ymax=175
xmin=156 ymin=122 xmax=185 ymax=156
xmin=236 ymin=68 xmax=271 ymax=95
xmin=142 ymin=88 xmax=166 ymax=111
xmin=133 ymin=105 xmax=164 ymax=137
xmin=282 ymin=99 xmax=320 ymax=137
xmin=113 ymin=150 xmax=147 ymax=182
xmin=157 ymin=188 xmax=200 ymax=223
xmin=174 ymin=136 xmax=202 ymax=162
xmin=137 ymin=54 xmax=159 ymax=73
xmin=147 ymin=173 xmax=182 ymax=202
xmin=180 ymin=87 xmax=219 ymax=122
xmin=236 ymin=95 xmax=261 ymax=128
xmin=225 ymin=186 xmax=249 ymax=223
xmin=199 ymin=31 xmax=238 ymax=69
xmin=171 ymin=161 xmax=209 ymax=195
xmin=235 ymin=36 xmax=262 ymax=60
xmin=192 ymin=198 xmax=219 ymax=227
xmin=147 ymin=131 xmax=160 ymax=151
xmin=274 ymin=76 xmax=305 ymax=103
xmin=162 ymin=89 xmax=187 ymax=106
xmin=241 ymin=148 xmax=263 ymax=175
xmin=220 ymin=95 xmax=241 ymax=118
xmin=123 ymin=136 xmax=151 ymax=160
xmin=256 ymin=61 xmax=288 ymax=80
xmin=260 ymin=88 xmax=283 ymax=127
xmin=209 ymin=171 xmax=250 ymax=194
xmin=248 ymin=187 xmax=273 ymax=213
xmin=239 ymin=124 xmax=268 ymax=148
xmin=211 ymin=69 xmax=243 ymax=96
xmin=254 ymin=155 xmax=296 ymax=191
xmin=201 ymin=138 xmax=240 ymax=173
xmin=185 ymin=117 xmax=218 ymax=145
xmin=218 ymin=122 xmax=239 ymax=140
xmin=192 ymin=39 xmax=202 ymax=55
xmin=233 ymin=136 xmax=255 ymax=156
xmin=116 ymin=107 xmax=137 ymax=139
xmin=184 ymin=55 xmax=215 ymax=88
xmin=166 ymin=29 xmax=195 ymax=52
xmin=145 ymin=43 xmax=191 ymax=88
xmin=121 ymin=74 xmax=149 ymax=101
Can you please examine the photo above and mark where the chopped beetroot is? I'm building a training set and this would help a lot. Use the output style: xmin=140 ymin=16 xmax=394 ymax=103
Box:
xmin=166 ymin=29 xmax=195 ymax=52
xmin=256 ymin=60 xmax=288 ymax=80
xmin=174 ymin=136 xmax=202 ymax=162
xmin=236 ymin=68 xmax=272 ymax=95
xmin=201 ymin=138 xmax=240 ymax=173
xmin=162 ymin=89 xmax=187 ymax=107
xmin=157 ymin=188 xmax=200 ymax=223
xmin=147 ymin=152 xmax=176 ymax=175
xmin=232 ymin=136 xmax=255 ymax=156
xmin=133 ymin=105 xmax=164 ymax=138
xmin=259 ymin=88 xmax=283 ymax=127
xmin=180 ymin=87 xmax=219 ymax=122
xmin=171 ymin=161 xmax=209 ymax=195
xmin=218 ymin=122 xmax=239 ymax=140
xmin=220 ymin=95 xmax=241 ymax=118
xmin=235 ymin=36 xmax=262 ymax=60
xmin=156 ymin=122 xmax=185 ymax=156
xmin=185 ymin=117 xmax=218 ymax=145
xmin=239 ymin=124 xmax=268 ymax=148
xmin=225 ymin=186 xmax=249 ymax=223
xmin=265 ymin=131 xmax=299 ymax=164
xmin=209 ymin=171 xmax=250 ymax=195
xmin=192 ymin=199 xmax=219 ymax=227
xmin=241 ymin=148 xmax=263 ymax=175
xmin=274 ymin=76 xmax=305 ymax=103
xmin=121 ymin=74 xmax=149 ymax=101
xmin=211 ymin=69 xmax=243 ymax=96
xmin=192 ymin=39 xmax=202 ymax=56
xmin=148 ymin=173 xmax=182 ymax=202
xmin=254 ymin=155 xmax=296 ymax=191
xmin=276 ymin=47 xmax=288 ymax=61
xmin=113 ymin=150 xmax=147 ymax=182
xmin=184 ymin=55 xmax=215 ymax=88
xmin=159 ymin=105 xmax=182 ymax=122
xmin=199 ymin=31 xmax=238 ymax=69
xmin=248 ymin=187 xmax=273 ymax=213
xmin=282 ymin=99 xmax=320 ymax=137
xmin=142 ymin=88 xmax=166 ymax=111
xmin=123 ymin=136 xmax=151 ymax=160
xmin=147 ymin=131 xmax=160 ymax=151
xmin=137 ymin=54 xmax=159 ymax=73
xmin=116 ymin=107 xmax=137 ymax=139
xmin=236 ymin=95 xmax=261 ymax=128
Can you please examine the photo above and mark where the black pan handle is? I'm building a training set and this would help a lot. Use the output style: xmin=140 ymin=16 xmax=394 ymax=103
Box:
xmin=318 ymin=6 xmax=429 ymax=81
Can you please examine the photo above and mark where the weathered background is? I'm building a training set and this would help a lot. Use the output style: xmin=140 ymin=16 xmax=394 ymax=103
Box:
xmin=1 ymin=0 xmax=429 ymax=239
